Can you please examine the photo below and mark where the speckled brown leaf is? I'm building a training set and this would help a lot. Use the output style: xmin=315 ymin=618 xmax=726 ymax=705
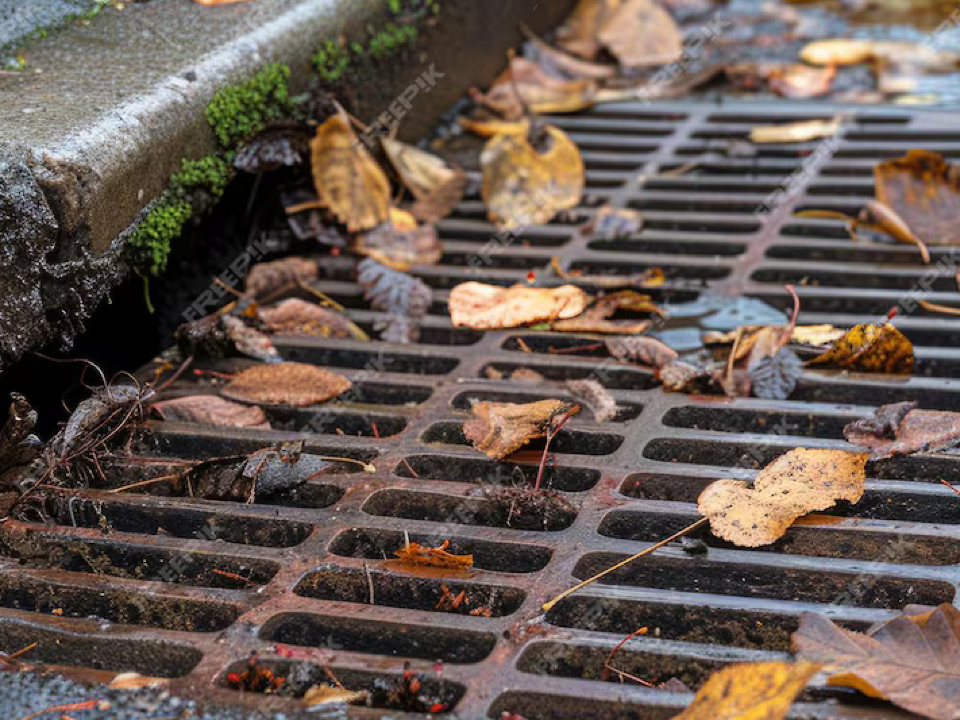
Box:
xmin=355 ymin=208 xmax=442 ymax=270
xmin=449 ymin=282 xmax=589 ymax=330
xmin=152 ymin=395 xmax=271 ymax=429
xmin=245 ymin=257 xmax=318 ymax=298
xmin=875 ymin=149 xmax=960 ymax=246
xmin=844 ymin=402 xmax=960 ymax=458
xmin=464 ymin=399 xmax=579 ymax=460
xmin=698 ymin=448 xmax=868 ymax=547
xmin=793 ymin=604 xmax=960 ymax=720
xmin=220 ymin=315 xmax=281 ymax=364
xmin=807 ymin=321 xmax=914 ymax=374
xmin=260 ymin=298 xmax=368 ymax=341
xmin=310 ymin=111 xmax=390 ymax=231
xmin=551 ymin=291 xmax=662 ymax=334
xmin=597 ymin=0 xmax=682 ymax=67
xmin=481 ymin=125 xmax=584 ymax=229
xmin=222 ymin=362 xmax=351 ymax=407
xmin=607 ymin=336 xmax=678 ymax=368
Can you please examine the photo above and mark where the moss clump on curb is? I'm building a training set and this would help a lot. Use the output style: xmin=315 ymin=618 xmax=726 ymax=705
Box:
xmin=172 ymin=155 xmax=232 ymax=200
xmin=128 ymin=198 xmax=192 ymax=276
xmin=204 ymin=62 xmax=292 ymax=147
xmin=366 ymin=22 xmax=418 ymax=60
xmin=313 ymin=39 xmax=351 ymax=84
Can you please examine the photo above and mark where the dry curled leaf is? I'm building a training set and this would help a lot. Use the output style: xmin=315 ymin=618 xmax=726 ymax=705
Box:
xmin=844 ymin=401 xmax=960 ymax=458
xmin=551 ymin=290 xmax=662 ymax=334
xmin=464 ymin=399 xmax=578 ymax=460
xmin=875 ymin=149 xmax=960 ymax=247
xmin=222 ymin=362 xmax=351 ymax=407
xmin=697 ymin=448 xmax=868 ymax=547
xmin=606 ymin=336 xmax=678 ymax=368
xmin=260 ymin=298 xmax=368 ymax=341
xmin=750 ymin=117 xmax=842 ymax=144
xmin=474 ymin=56 xmax=600 ymax=119
xmin=449 ymin=282 xmax=590 ymax=330
xmin=674 ymin=660 xmax=820 ymax=720
xmin=410 ymin=172 xmax=467 ymax=224
xmin=355 ymin=208 xmax=442 ymax=270
xmin=357 ymin=258 xmax=433 ymax=343
xmin=793 ymin=604 xmax=960 ymax=720
xmin=302 ymin=684 xmax=367 ymax=708
xmin=380 ymin=140 xmax=466 ymax=223
xmin=806 ymin=320 xmax=914 ymax=374
xmin=565 ymin=379 xmax=617 ymax=423
xmin=598 ymin=0 xmax=682 ymax=67
xmin=481 ymin=124 xmax=584 ymax=228
xmin=310 ymin=110 xmax=390 ymax=231
xmin=394 ymin=539 xmax=474 ymax=569
xmin=245 ymin=257 xmax=318 ymax=297
xmin=151 ymin=395 xmax=271 ymax=429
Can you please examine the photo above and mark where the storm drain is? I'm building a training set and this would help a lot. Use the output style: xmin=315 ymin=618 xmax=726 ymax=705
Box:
xmin=4 ymin=101 xmax=960 ymax=719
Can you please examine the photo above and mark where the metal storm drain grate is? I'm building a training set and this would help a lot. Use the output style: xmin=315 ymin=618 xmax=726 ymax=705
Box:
xmin=5 ymin=101 xmax=960 ymax=718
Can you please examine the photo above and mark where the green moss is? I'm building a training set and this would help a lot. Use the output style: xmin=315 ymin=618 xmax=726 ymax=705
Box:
xmin=313 ymin=39 xmax=351 ymax=84
xmin=204 ymin=62 xmax=292 ymax=148
xmin=128 ymin=198 xmax=192 ymax=276
xmin=171 ymin=155 xmax=231 ymax=199
xmin=367 ymin=22 xmax=418 ymax=60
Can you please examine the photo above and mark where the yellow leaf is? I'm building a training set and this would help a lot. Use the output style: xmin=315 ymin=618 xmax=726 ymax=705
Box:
xmin=301 ymin=683 xmax=367 ymax=708
xmin=674 ymin=660 xmax=820 ymax=720
xmin=806 ymin=321 xmax=914 ymax=374
xmin=749 ymin=117 xmax=842 ymax=144
xmin=381 ymin=139 xmax=459 ymax=201
xmin=800 ymin=39 xmax=960 ymax=69
xmin=449 ymin=282 xmax=590 ymax=329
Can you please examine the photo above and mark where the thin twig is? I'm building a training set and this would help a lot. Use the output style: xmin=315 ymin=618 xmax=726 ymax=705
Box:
xmin=601 ymin=628 xmax=648 ymax=681
xmin=363 ymin=561 xmax=375 ymax=605
xmin=940 ymin=479 xmax=960 ymax=498
xmin=18 ymin=700 xmax=105 ymax=720
xmin=7 ymin=642 xmax=37 ymax=660
xmin=399 ymin=458 xmax=420 ymax=477
xmin=212 ymin=569 xmax=256 ymax=586
xmin=107 ymin=474 xmax=180 ymax=494
xmin=919 ymin=299 xmax=960 ymax=316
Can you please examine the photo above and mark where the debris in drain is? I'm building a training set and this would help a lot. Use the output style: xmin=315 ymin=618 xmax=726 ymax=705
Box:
xmin=875 ymin=149 xmax=960 ymax=248
xmin=301 ymin=682 xmax=367 ymax=708
xmin=371 ymin=661 xmax=448 ymax=714
xmin=221 ymin=361 xmax=352 ymax=407
xmin=106 ymin=672 xmax=170 ymax=690
xmin=564 ymin=379 xmax=616 ymax=423
xmin=175 ymin=301 xmax=280 ymax=363
xmin=748 ymin=116 xmax=843 ymax=144
xmin=0 ymin=393 xmax=41 ymax=488
xmin=392 ymin=538 xmax=474 ymax=570
xmin=245 ymin=256 xmax=319 ymax=298
xmin=259 ymin=297 xmax=369 ymax=341
xmin=450 ymin=283 xmax=590 ymax=330
xmin=355 ymin=207 xmax=442 ymax=270
xmin=844 ymin=402 xmax=960 ymax=459
xmin=549 ymin=290 xmax=661 ymax=335
xmin=381 ymin=137 xmax=467 ymax=224
xmin=580 ymin=205 xmax=644 ymax=240
xmin=357 ymin=258 xmax=433 ymax=343
xmin=464 ymin=398 xmax=579 ymax=460
xmin=225 ymin=652 xmax=285 ymax=694
xmin=150 ymin=395 xmax=271 ymax=429
xmin=807 ymin=308 xmax=914 ymax=374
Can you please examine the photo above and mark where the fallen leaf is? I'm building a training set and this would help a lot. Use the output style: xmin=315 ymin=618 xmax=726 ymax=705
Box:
xmin=474 ymin=57 xmax=600 ymax=119
xmin=222 ymin=362 xmax=351 ymax=407
xmin=310 ymin=110 xmax=390 ymax=231
xmin=875 ymin=149 xmax=960 ymax=247
xmin=597 ymin=0 xmax=682 ymax=67
xmin=607 ymin=336 xmax=678 ymax=368
xmin=394 ymin=539 xmax=474 ymax=569
xmin=355 ymin=208 xmax=442 ymax=269
xmin=507 ymin=367 xmax=547 ymax=384
xmin=767 ymin=63 xmax=837 ymax=99
xmin=697 ymin=448 xmax=868 ymax=547
xmin=151 ymin=395 xmax=271 ymax=429
xmin=806 ymin=320 xmax=914 ymax=374
xmin=464 ymin=399 xmax=579 ymax=460
xmin=410 ymin=171 xmax=467 ymax=223
xmin=524 ymin=29 xmax=617 ymax=79
xmin=555 ymin=0 xmax=621 ymax=59
xmin=381 ymin=138 xmax=459 ymax=200
xmin=750 ymin=117 xmax=842 ymax=144
xmin=844 ymin=401 xmax=960 ymax=458
xmin=748 ymin=347 xmax=802 ymax=400
xmin=793 ymin=604 xmax=960 ymax=720
xmin=790 ymin=324 xmax=844 ymax=347
xmin=481 ymin=124 xmax=584 ymax=228
xmin=551 ymin=291 xmax=661 ymax=334
xmin=220 ymin=315 xmax=281 ymax=364
xmin=259 ymin=298 xmax=368 ymax=341
xmin=565 ymin=379 xmax=617 ymax=423
xmin=581 ymin=205 xmax=644 ymax=239
xmin=449 ymin=282 xmax=590 ymax=330
xmin=674 ymin=660 xmax=820 ymax=720
xmin=801 ymin=39 xmax=960 ymax=70
xmin=457 ymin=116 xmax=530 ymax=138
xmin=302 ymin=684 xmax=367 ymax=708
xmin=108 ymin=672 xmax=170 ymax=690
xmin=357 ymin=258 xmax=433 ymax=343
xmin=658 ymin=359 xmax=712 ymax=392
xmin=245 ymin=257 xmax=318 ymax=298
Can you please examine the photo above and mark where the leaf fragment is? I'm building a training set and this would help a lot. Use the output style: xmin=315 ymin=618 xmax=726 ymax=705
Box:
xmin=220 ymin=315 xmax=281 ymax=364
xmin=449 ymin=282 xmax=590 ymax=330
xmin=108 ymin=672 xmax=170 ymax=690
xmin=245 ymin=257 xmax=318 ymax=298
xmin=581 ymin=205 xmax=644 ymax=239
xmin=394 ymin=539 xmax=474 ymax=569
xmin=302 ymin=684 xmax=367 ymax=708
xmin=606 ymin=336 xmax=678 ymax=368
xmin=843 ymin=402 xmax=960 ymax=458
xmin=355 ymin=208 xmax=442 ymax=270
xmin=464 ymin=399 xmax=579 ymax=460
xmin=806 ymin=321 xmax=914 ymax=374
xmin=259 ymin=298 xmax=368 ymax=341
xmin=801 ymin=38 xmax=960 ymax=69
xmin=550 ymin=290 xmax=660 ymax=335
xmin=474 ymin=56 xmax=600 ymax=119
xmin=564 ymin=379 xmax=617 ymax=423
xmin=357 ymin=258 xmax=433 ymax=343
xmin=750 ymin=117 xmax=841 ymax=144
xmin=222 ymin=362 xmax=351 ymax=407
xmin=674 ymin=660 xmax=820 ymax=720
xmin=697 ymin=448 xmax=868 ymax=547
xmin=767 ymin=63 xmax=837 ymax=99
xmin=151 ymin=395 xmax=271 ymax=429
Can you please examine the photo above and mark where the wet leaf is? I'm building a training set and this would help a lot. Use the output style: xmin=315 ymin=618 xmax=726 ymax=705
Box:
xmin=607 ymin=336 xmax=678 ymax=368
xmin=806 ymin=320 xmax=914 ymax=374
xmin=565 ymin=379 xmax=617 ymax=423
xmin=449 ymin=282 xmax=590 ymax=330
xmin=697 ymin=448 xmax=868 ymax=547
xmin=151 ymin=395 xmax=271 ymax=429
xmin=674 ymin=660 xmax=820 ymax=720
xmin=302 ymin=684 xmax=367 ymax=708
xmin=259 ymin=298 xmax=368 ymax=341
xmin=410 ymin=171 xmax=468 ymax=223
xmin=245 ymin=257 xmax=318 ymax=298
xmin=793 ymin=604 xmax=960 ymax=720
xmin=310 ymin=110 xmax=390 ymax=231
xmin=355 ymin=208 xmax=442 ymax=270
xmin=750 ymin=117 xmax=841 ymax=144
xmin=748 ymin=346 xmax=802 ymax=400
xmin=475 ymin=57 xmax=600 ymax=119
xmin=581 ymin=205 xmax=644 ymax=239
xmin=222 ymin=362 xmax=351 ymax=407
xmin=234 ymin=126 xmax=310 ymax=173
xmin=555 ymin=0 xmax=621 ymax=59
xmin=457 ymin=116 xmax=530 ymax=138
xmin=844 ymin=402 xmax=960 ymax=458
xmin=220 ymin=315 xmax=281 ymax=364
xmin=801 ymin=39 xmax=960 ymax=70
xmin=767 ymin=63 xmax=837 ymax=99
xmin=394 ymin=539 xmax=474 ymax=569
xmin=525 ymin=31 xmax=617 ymax=80
xmin=551 ymin=291 xmax=662 ymax=335
xmin=875 ymin=149 xmax=960 ymax=246
xmin=464 ymin=399 xmax=578 ymax=460
xmin=481 ymin=124 xmax=584 ymax=228
xmin=381 ymin=138 xmax=460 ymax=200
xmin=598 ymin=0 xmax=683 ymax=67
xmin=357 ymin=259 xmax=433 ymax=343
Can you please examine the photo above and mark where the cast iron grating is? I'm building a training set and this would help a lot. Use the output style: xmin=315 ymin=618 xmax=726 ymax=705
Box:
xmin=3 ymin=101 xmax=960 ymax=718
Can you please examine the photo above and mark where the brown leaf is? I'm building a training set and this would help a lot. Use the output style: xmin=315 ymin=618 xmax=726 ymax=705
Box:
xmin=481 ymin=124 xmax=584 ymax=228
xmin=457 ymin=116 xmax=530 ymax=138
xmin=525 ymin=31 xmax=617 ymax=79
xmin=674 ymin=660 xmax=820 ymax=720
xmin=767 ymin=63 xmax=837 ymax=99
xmin=259 ymin=298 xmax=368 ymax=341
xmin=357 ymin=259 xmax=433 ymax=343
xmin=658 ymin=359 xmax=712 ymax=392
xmin=245 ymin=257 xmax=318 ymax=298
xmin=310 ymin=110 xmax=391 ymax=231
xmin=607 ymin=336 xmax=678 ymax=367
xmin=394 ymin=539 xmax=474 ymax=569
xmin=381 ymin=138 xmax=459 ymax=200
xmin=555 ymin=0 xmax=621 ymax=59
xmin=597 ymin=0 xmax=683 ymax=67
xmin=793 ymin=604 xmax=960 ymax=720
xmin=302 ymin=684 xmax=367 ymax=708
xmin=551 ymin=291 xmax=662 ymax=335
xmin=220 ymin=315 xmax=281 ymax=364
xmin=875 ymin=149 xmax=960 ymax=246
xmin=464 ymin=399 xmax=579 ymax=460
xmin=565 ymin=379 xmax=617 ymax=423
xmin=354 ymin=208 xmax=441 ymax=270
xmin=844 ymin=402 xmax=960 ymax=458
xmin=790 ymin=324 xmax=844 ymax=347
xmin=475 ymin=57 xmax=600 ymax=119
xmin=410 ymin=170 xmax=467 ymax=223
xmin=151 ymin=395 xmax=271 ymax=429
xmin=806 ymin=321 xmax=914 ymax=374
xmin=449 ymin=282 xmax=590 ymax=330
xmin=697 ymin=448 xmax=868 ymax=547
xmin=222 ymin=362 xmax=351 ymax=407
xmin=750 ymin=117 xmax=841 ymax=144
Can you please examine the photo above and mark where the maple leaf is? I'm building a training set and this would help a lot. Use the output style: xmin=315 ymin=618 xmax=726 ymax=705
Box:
xmin=394 ymin=539 xmax=473 ymax=569
xmin=793 ymin=604 xmax=960 ymax=720
xmin=674 ymin=660 xmax=820 ymax=720
xmin=222 ymin=362 xmax=351 ymax=407
xmin=260 ymin=298 xmax=368 ymax=341
xmin=463 ymin=399 xmax=579 ymax=460
xmin=151 ymin=396 xmax=270 ymax=429
xmin=357 ymin=259 xmax=433 ymax=343
xmin=449 ymin=282 xmax=590 ymax=330
xmin=806 ymin=318 xmax=914 ymax=374
xmin=844 ymin=401 xmax=960 ymax=458
xmin=697 ymin=448 xmax=868 ymax=547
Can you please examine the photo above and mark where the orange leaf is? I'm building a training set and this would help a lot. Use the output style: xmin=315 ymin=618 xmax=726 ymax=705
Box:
xmin=806 ymin=321 xmax=914 ymax=374
xmin=394 ymin=539 xmax=473 ymax=569
xmin=449 ymin=282 xmax=590 ymax=330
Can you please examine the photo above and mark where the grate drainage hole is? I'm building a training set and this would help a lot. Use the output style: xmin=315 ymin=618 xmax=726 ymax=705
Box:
xmin=395 ymin=455 xmax=600 ymax=492
xmin=421 ymin=422 xmax=624 ymax=457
